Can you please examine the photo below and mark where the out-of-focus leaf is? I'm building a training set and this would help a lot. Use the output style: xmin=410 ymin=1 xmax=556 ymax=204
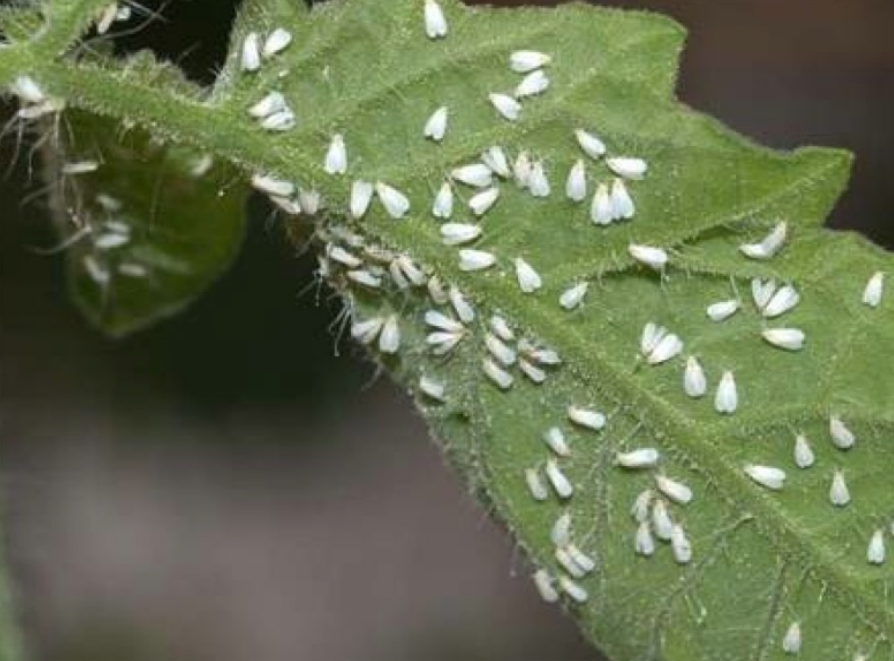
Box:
xmin=43 ymin=109 xmax=248 ymax=336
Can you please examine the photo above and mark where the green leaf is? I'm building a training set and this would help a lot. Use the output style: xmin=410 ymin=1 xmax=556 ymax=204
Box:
xmin=213 ymin=1 xmax=892 ymax=659
xmin=1 ymin=0 xmax=892 ymax=659
xmin=43 ymin=108 xmax=248 ymax=336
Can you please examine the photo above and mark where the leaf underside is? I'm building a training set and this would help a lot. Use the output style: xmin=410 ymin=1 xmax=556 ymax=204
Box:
xmin=40 ymin=108 xmax=247 ymax=337
xmin=3 ymin=0 xmax=894 ymax=660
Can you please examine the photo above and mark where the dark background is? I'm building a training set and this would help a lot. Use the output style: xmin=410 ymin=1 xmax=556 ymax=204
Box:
xmin=1 ymin=1 xmax=892 ymax=660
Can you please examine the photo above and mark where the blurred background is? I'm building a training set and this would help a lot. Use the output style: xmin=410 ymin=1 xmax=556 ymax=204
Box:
xmin=1 ymin=1 xmax=892 ymax=660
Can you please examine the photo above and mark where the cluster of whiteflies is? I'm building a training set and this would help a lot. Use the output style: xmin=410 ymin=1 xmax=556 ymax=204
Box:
xmin=9 ymin=0 xmax=888 ymax=624
xmin=239 ymin=0 xmax=890 ymax=614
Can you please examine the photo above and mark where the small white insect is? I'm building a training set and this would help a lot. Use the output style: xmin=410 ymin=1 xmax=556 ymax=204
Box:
xmin=607 ymin=157 xmax=648 ymax=180
xmin=240 ymin=32 xmax=261 ymax=72
xmin=651 ymin=499 xmax=674 ymax=540
xmin=440 ymin=223 xmax=482 ymax=246
xmin=635 ymin=521 xmax=656 ymax=557
xmin=781 ymin=622 xmax=801 ymax=655
xmin=426 ymin=331 xmax=464 ymax=356
xmin=706 ymin=299 xmax=739 ymax=322
xmin=95 ymin=194 xmax=123 ymax=212
xmin=829 ymin=415 xmax=856 ymax=450
xmin=527 ymin=162 xmax=551 ymax=197
xmin=10 ymin=75 xmax=45 ymax=104
xmin=298 ymin=188 xmax=321 ymax=215
xmin=683 ymin=356 xmax=707 ymax=398
xmin=424 ymin=310 xmax=464 ymax=333
xmin=419 ymin=375 xmax=446 ymax=402
xmin=262 ymin=28 xmax=293 ymax=58
xmin=567 ymin=406 xmax=605 ymax=431
xmin=468 ymin=187 xmax=500 ymax=216
xmin=451 ymin=163 xmax=492 ymax=188
xmin=655 ymin=475 xmax=693 ymax=505
xmin=532 ymin=569 xmax=559 ymax=603
xmin=329 ymin=225 xmax=365 ymax=249
xmin=449 ymin=286 xmax=475 ymax=323
xmin=375 ymin=182 xmax=410 ymax=218
xmin=481 ymin=146 xmax=510 ymax=178
xmin=378 ymin=315 xmax=401 ymax=354
xmin=543 ymin=427 xmax=570 ymax=457
xmin=94 ymin=232 xmax=129 ymax=250
xmin=574 ymin=129 xmax=606 ymax=160
xmin=351 ymin=318 xmax=382 ymax=345
xmin=513 ymin=151 xmax=532 ymax=188
xmin=525 ymin=468 xmax=549 ymax=502
xmin=346 ymin=269 xmax=383 ymax=289
xmin=82 ymin=255 xmax=112 ymax=287
xmin=555 ymin=547 xmax=586 ymax=579
xmin=649 ymin=336 xmax=684 ymax=366
xmin=431 ymin=182 xmax=454 ymax=219
xmin=867 ymin=529 xmax=886 ymax=565
xmin=640 ymin=324 xmax=684 ymax=365
xmin=744 ymin=464 xmax=787 ymax=491
xmin=423 ymin=106 xmax=448 ymax=142
xmin=762 ymin=328 xmax=805 ymax=352
xmin=610 ymin=178 xmax=635 ymax=220
xmin=520 ymin=342 xmax=561 ymax=366
xmin=482 ymin=358 xmax=513 ymax=390
xmin=740 ymin=221 xmax=788 ymax=260
xmin=61 ymin=161 xmax=99 ymax=175
xmin=751 ymin=278 xmax=777 ymax=310
xmin=565 ymin=160 xmax=587 ymax=202
xmin=324 ymin=134 xmax=347 ymax=175
xmin=829 ymin=469 xmax=850 ymax=507
xmin=558 ymin=576 xmax=588 ymax=604
xmin=628 ymin=243 xmax=668 ymax=270
xmin=16 ymin=98 xmax=63 ymax=121
xmin=393 ymin=255 xmax=426 ymax=286
xmin=793 ymin=434 xmax=815 ymax=469
xmin=386 ymin=260 xmax=411 ymax=288
xmin=509 ymin=50 xmax=551 ymax=73
xmin=118 ymin=263 xmax=148 ymax=278
xmin=519 ymin=358 xmax=547 ymax=383
xmin=616 ymin=448 xmax=660 ymax=469
xmin=551 ymin=513 xmax=572 ymax=547
xmin=631 ymin=489 xmax=653 ymax=523
xmin=762 ymin=284 xmax=800 ymax=318
xmin=251 ymin=173 xmax=294 ymax=198
xmin=188 ymin=154 xmax=214 ymax=178
xmin=862 ymin=271 xmax=884 ymax=308
xmin=427 ymin=276 xmax=449 ymax=305
xmin=485 ymin=333 xmax=516 ymax=367
xmin=488 ymin=93 xmax=521 ymax=121
xmin=670 ymin=524 xmax=692 ymax=564
xmin=566 ymin=544 xmax=596 ymax=574
xmin=559 ymin=282 xmax=588 ymax=310
xmin=590 ymin=183 xmax=613 ymax=225
xmin=327 ymin=244 xmax=362 ymax=268
xmin=515 ymin=70 xmax=550 ymax=98
xmin=350 ymin=180 xmax=374 ymax=219
xmin=95 ymin=3 xmax=119 ymax=35
xmin=640 ymin=322 xmax=663 ymax=354
xmin=490 ymin=315 xmax=514 ymax=342
xmin=458 ymin=249 xmax=496 ymax=272
xmin=714 ymin=371 xmax=738 ymax=415
xmin=259 ymin=109 xmax=296 ymax=131
xmin=423 ymin=0 xmax=448 ymax=39
xmin=545 ymin=458 xmax=574 ymax=499
xmin=514 ymin=257 xmax=542 ymax=293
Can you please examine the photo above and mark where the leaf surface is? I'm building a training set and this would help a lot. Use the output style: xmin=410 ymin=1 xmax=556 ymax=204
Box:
xmin=2 ymin=0 xmax=892 ymax=658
